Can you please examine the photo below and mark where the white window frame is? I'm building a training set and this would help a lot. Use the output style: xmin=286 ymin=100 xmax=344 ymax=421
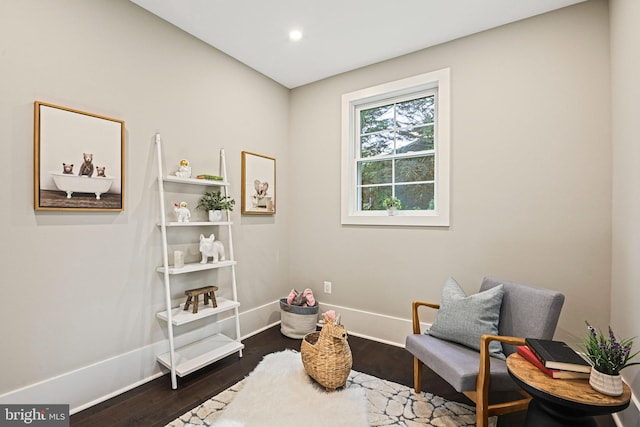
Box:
xmin=341 ymin=68 xmax=450 ymax=227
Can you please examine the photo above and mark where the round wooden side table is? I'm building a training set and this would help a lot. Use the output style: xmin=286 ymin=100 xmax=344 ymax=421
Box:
xmin=507 ymin=353 xmax=631 ymax=427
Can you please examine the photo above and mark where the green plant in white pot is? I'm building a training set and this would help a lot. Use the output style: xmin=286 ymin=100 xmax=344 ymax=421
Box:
xmin=383 ymin=196 xmax=402 ymax=215
xmin=197 ymin=191 xmax=235 ymax=222
xmin=582 ymin=322 xmax=639 ymax=396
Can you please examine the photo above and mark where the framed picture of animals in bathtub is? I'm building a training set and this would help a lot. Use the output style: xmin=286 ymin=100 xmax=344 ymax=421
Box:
xmin=34 ymin=101 xmax=125 ymax=212
xmin=241 ymin=151 xmax=276 ymax=215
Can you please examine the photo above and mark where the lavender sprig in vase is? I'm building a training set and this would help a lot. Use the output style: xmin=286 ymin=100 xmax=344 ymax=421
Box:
xmin=582 ymin=322 xmax=640 ymax=396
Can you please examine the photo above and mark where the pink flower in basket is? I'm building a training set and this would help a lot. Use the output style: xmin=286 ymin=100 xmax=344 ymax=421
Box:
xmin=323 ymin=310 xmax=336 ymax=323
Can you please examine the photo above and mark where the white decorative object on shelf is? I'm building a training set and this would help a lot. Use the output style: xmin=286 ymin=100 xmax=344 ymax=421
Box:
xmin=199 ymin=233 xmax=225 ymax=263
xmin=175 ymin=159 xmax=192 ymax=178
xmin=174 ymin=201 xmax=191 ymax=223
xmin=209 ymin=210 xmax=223 ymax=222
xmin=197 ymin=191 xmax=235 ymax=222
xmin=174 ymin=250 xmax=184 ymax=268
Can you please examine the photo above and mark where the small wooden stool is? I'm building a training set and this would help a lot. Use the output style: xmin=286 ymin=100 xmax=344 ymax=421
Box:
xmin=184 ymin=285 xmax=218 ymax=314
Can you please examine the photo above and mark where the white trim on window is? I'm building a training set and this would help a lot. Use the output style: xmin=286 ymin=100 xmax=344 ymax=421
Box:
xmin=341 ymin=68 xmax=450 ymax=227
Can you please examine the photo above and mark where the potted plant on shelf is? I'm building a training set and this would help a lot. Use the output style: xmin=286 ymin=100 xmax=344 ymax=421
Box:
xmin=197 ymin=191 xmax=236 ymax=222
xmin=383 ymin=196 xmax=402 ymax=215
xmin=582 ymin=321 xmax=639 ymax=396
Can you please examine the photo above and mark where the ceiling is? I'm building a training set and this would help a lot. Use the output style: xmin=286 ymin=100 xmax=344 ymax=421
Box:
xmin=129 ymin=0 xmax=586 ymax=89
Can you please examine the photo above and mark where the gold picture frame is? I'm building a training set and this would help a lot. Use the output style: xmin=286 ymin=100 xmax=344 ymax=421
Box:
xmin=241 ymin=151 xmax=276 ymax=215
xmin=34 ymin=101 xmax=125 ymax=212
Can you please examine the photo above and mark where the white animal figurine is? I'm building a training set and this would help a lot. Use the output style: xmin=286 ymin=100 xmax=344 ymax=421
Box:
xmin=174 ymin=201 xmax=191 ymax=223
xmin=199 ymin=233 xmax=225 ymax=263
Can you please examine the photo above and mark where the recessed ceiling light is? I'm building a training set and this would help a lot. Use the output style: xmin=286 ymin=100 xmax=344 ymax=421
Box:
xmin=289 ymin=29 xmax=303 ymax=42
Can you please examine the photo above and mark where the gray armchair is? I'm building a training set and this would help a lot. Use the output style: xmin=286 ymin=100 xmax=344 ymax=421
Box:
xmin=405 ymin=276 xmax=565 ymax=427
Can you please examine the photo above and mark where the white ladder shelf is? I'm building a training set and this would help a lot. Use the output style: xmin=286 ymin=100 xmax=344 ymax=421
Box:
xmin=154 ymin=134 xmax=243 ymax=389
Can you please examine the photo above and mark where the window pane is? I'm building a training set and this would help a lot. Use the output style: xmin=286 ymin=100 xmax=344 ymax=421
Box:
xmin=395 ymin=96 xmax=434 ymax=127
xmin=396 ymin=125 xmax=434 ymax=153
xmin=360 ymin=105 xmax=393 ymax=134
xmin=396 ymin=183 xmax=434 ymax=210
xmin=342 ymin=68 xmax=449 ymax=225
xmin=360 ymin=186 xmax=391 ymax=211
xmin=360 ymin=132 xmax=393 ymax=158
xmin=395 ymin=156 xmax=434 ymax=183
xmin=359 ymin=160 xmax=392 ymax=185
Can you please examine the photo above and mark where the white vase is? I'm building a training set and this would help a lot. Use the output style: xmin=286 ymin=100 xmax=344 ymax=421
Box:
xmin=208 ymin=209 xmax=222 ymax=222
xmin=387 ymin=207 xmax=396 ymax=216
xmin=589 ymin=368 xmax=623 ymax=396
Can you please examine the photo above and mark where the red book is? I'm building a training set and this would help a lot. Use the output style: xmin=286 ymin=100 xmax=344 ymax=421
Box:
xmin=516 ymin=346 xmax=590 ymax=380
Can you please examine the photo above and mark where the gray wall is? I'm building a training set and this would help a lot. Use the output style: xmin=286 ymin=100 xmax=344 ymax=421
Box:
xmin=611 ymin=0 xmax=640 ymax=411
xmin=0 ymin=0 xmax=290 ymax=394
xmin=289 ymin=0 xmax=611 ymax=340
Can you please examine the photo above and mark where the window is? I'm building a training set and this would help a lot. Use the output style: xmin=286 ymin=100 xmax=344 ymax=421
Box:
xmin=341 ymin=69 xmax=450 ymax=226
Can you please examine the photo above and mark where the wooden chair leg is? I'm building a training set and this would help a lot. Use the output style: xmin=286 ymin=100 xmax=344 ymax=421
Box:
xmin=475 ymin=376 xmax=489 ymax=427
xmin=413 ymin=357 xmax=423 ymax=393
xmin=476 ymin=403 xmax=488 ymax=427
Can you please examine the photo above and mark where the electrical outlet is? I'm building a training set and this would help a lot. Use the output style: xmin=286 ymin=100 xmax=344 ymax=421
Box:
xmin=323 ymin=281 xmax=332 ymax=294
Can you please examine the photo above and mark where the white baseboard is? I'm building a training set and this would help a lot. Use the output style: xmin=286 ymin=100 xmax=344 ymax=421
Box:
xmin=613 ymin=389 xmax=639 ymax=426
xmin=0 ymin=300 xmax=416 ymax=415
xmin=0 ymin=340 xmax=166 ymax=414
xmin=317 ymin=302 xmax=414 ymax=347
xmin=0 ymin=301 xmax=281 ymax=414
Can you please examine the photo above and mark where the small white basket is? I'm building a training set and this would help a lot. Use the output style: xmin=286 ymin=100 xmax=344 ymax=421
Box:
xmin=279 ymin=298 xmax=319 ymax=339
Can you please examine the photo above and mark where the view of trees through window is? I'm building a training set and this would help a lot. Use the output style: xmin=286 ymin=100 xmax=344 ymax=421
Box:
xmin=357 ymin=93 xmax=436 ymax=211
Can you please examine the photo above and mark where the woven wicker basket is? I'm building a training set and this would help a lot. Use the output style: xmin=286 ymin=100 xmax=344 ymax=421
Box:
xmin=300 ymin=320 xmax=352 ymax=390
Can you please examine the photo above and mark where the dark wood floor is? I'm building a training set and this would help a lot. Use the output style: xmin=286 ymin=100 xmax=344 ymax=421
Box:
xmin=71 ymin=326 xmax=615 ymax=426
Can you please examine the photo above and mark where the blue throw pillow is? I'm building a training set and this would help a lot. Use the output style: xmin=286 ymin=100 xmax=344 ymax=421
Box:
xmin=428 ymin=277 xmax=505 ymax=359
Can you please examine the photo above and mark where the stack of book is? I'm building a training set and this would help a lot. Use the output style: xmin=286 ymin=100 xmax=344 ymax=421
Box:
xmin=517 ymin=338 xmax=592 ymax=380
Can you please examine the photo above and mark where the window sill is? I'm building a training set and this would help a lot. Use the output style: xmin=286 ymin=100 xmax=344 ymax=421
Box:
xmin=341 ymin=211 xmax=449 ymax=227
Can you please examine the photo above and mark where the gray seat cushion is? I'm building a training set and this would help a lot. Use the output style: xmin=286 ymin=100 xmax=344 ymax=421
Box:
xmin=405 ymin=333 xmax=518 ymax=392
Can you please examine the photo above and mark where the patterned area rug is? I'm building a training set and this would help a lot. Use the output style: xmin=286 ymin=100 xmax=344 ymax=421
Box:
xmin=167 ymin=350 xmax=495 ymax=427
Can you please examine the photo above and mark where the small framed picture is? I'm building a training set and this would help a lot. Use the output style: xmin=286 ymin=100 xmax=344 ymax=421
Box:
xmin=241 ymin=151 xmax=276 ymax=215
xmin=34 ymin=101 xmax=125 ymax=212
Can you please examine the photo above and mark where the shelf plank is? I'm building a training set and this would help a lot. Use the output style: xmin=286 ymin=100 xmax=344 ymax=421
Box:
xmin=157 ymin=260 xmax=236 ymax=274
xmin=159 ymin=221 xmax=232 ymax=227
xmin=164 ymin=175 xmax=229 ymax=186
xmin=157 ymin=298 xmax=240 ymax=325
xmin=157 ymin=334 xmax=244 ymax=376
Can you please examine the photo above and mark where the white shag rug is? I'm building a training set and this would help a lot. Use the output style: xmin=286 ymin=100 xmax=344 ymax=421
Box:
xmin=167 ymin=350 xmax=496 ymax=427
